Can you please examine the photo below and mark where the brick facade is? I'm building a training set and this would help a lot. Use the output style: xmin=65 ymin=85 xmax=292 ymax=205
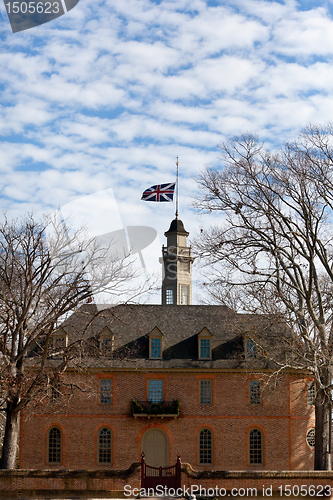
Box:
xmin=19 ymin=218 xmax=316 ymax=473
xmin=20 ymin=368 xmax=315 ymax=471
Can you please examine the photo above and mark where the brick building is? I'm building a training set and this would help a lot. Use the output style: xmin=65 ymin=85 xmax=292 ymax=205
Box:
xmin=20 ymin=217 xmax=315 ymax=471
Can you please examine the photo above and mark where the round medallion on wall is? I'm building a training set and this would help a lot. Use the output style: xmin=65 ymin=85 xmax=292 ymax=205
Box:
xmin=306 ymin=428 xmax=315 ymax=449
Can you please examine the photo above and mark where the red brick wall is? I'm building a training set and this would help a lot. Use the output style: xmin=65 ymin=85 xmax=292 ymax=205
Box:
xmin=0 ymin=470 xmax=333 ymax=498
xmin=20 ymin=371 xmax=315 ymax=470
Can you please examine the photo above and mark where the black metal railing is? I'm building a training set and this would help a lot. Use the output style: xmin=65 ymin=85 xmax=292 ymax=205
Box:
xmin=131 ymin=399 xmax=180 ymax=416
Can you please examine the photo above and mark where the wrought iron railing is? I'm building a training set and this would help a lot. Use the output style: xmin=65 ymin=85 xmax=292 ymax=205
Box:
xmin=141 ymin=453 xmax=181 ymax=489
xmin=131 ymin=399 xmax=180 ymax=416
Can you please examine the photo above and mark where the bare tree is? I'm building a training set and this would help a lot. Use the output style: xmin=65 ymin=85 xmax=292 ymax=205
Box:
xmin=195 ymin=125 xmax=333 ymax=470
xmin=0 ymin=213 xmax=142 ymax=469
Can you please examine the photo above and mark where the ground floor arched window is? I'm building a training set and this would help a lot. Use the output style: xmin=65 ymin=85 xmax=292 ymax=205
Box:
xmin=98 ymin=427 xmax=112 ymax=464
xmin=249 ymin=428 xmax=263 ymax=464
xmin=48 ymin=427 xmax=62 ymax=464
xmin=199 ymin=428 xmax=213 ymax=464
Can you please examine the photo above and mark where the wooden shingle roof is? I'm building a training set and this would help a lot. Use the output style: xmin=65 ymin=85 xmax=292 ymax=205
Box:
xmin=59 ymin=304 xmax=285 ymax=370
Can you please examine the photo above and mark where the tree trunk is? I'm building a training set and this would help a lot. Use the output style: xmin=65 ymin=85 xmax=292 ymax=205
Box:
xmin=0 ymin=403 xmax=19 ymax=469
xmin=314 ymin=388 xmax=331 ymax=470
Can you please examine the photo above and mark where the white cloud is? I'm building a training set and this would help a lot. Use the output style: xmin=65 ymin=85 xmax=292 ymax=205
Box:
xmin=271 ymin=8 xmax=333 ymax=56
xmin=1 ymin=0 xmax=333 ymax=301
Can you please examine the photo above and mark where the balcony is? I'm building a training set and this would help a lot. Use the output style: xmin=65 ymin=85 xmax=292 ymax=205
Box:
xmin=131 ymin=399 xmax=180 ymax=419
xmin=162 ymin=246 xmax=192 ymax=258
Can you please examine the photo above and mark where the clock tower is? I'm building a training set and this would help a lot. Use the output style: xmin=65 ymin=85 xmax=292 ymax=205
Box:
xmin=161 ymin=216 xmax=194 ymax=305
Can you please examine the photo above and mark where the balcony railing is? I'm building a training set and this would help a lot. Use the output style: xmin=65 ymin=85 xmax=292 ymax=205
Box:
xmin=162 ymin=246 xmax=192 ymax=258
xmin=131 ymin=399 xmax=180 ymax=418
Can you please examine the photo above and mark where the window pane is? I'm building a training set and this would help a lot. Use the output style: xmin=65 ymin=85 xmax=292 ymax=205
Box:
xmin=100 ymin=379 xmax=112 ymax=404
xmin=148 ymin=380 xmax=163 ymax=402
xmin=48 ymin=427 xmax=61 ymax=463
xmin=166 ymin=288 xmax=173 ymax=305
xmin=199 ymin=429 xmax=212 ymax=464
xmin=180 ymin=285 xmax=189 ymax=305
xmin=249 ymin=381 xmax=261 ymax=405
xmin=249 ymin=429 xmax=262 ymax=464
xmin=180 ymin=262 xmax=190 ymax=272
xmin=200 ymin=380 xmax=212 ymax=405
xmin=51 ymin=380 xmax=62 ymax=401
xmin=151 ymin=338 xmax=161 ymax=358
xmin=246 ymin=339 xmax=256 ymax=358
xmin=100 ymin=338 xmax=113 ymax=354
xmin=307 ymin=384 xmax=315 ymax=406
xmin=54 ymin=336 xmax=66 ymax=351
xmin=200 ymin=339 xmax=210 ymax=359
xmin=99 ymin=428 xmax=112 ymax=463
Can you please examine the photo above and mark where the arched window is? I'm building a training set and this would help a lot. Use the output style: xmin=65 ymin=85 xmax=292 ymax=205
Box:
xmin=98 ymin=427 xmax=112 ymax=464
xmin=249 ymin=428 xmax=263 ymax=464
xmin=48 ymin=427 xmax=62 ymax=464
xmin=199 ymin=428 xmax=213 ymax=464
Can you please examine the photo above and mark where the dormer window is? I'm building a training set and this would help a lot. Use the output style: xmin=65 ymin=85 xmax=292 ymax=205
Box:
xmin=198 ymin=328 xmax=213 ymax=360
xmin=52 ymin=330 xmax=68 ymax=352
xmin=99 ymin=328 xmax=114 ymax=355
xmin=149 ymin=328 xmax=163 ymax=359
xmin=151 ymin=338 xmax=161 ymax=358
xmin=245 ymin=338 xmax=256 ymax=359
xmin=200 ymin=339 xmax=210 ymax=358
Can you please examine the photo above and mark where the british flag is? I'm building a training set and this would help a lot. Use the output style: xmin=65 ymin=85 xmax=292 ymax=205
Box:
xmin=141 ymin=183 xmax=176 ymax=202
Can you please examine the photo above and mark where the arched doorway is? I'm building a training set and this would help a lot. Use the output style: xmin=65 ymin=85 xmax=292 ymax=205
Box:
xmin=142 ymin=428 xmax=169 ymax=467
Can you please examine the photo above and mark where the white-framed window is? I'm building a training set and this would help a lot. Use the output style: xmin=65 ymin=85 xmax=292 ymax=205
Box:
xmin=100 ymin=379 xmax=112 ymax=404
xmin=199 ymin=380 xmax=212 ymax=405
xmin=166 ymin=288 xmax=174 ymax=305
xmin=180 ymin=285 xmax=189 ymax=305
xmin=245 ymin=338 xmax=256 ymax=358
xmin=249 ymin=381 xmax=261 ymax=405
xmin=249 ymin=428 xmax=263 ymax=464
xmin=48 ymin=427 xmax=62 ymax=464
xmin=307 ymin=383 xmax=315 ymax=406
xmin=180 ymin=261 xmax=190 ymax=273
xmin=148 ymin=379 xmax=163 ymax=403
xmin=151 ymin=338 xmax=161 ymax=358
xmin=199 ymin=428 xmax=213 ymax=464
xmin=200 ymin=338 xmax=211 ymax=359
xmin=99 ymin=328 xmax=113 ymax=355
xmin=306 ymin=428 xmax=315 ymax=449
xmin=52 ymin=333 xmax=68 ymax=352
xmin=100 ymin=338 xmax=113 ymax=353
xmin=51 ymin=380 xmax=62 ymax=401
xmin=149 ymin=328 xmax=163 ymax=359
xmin=198 ymin=329 xmax=213 ymax=360
xmin=98 ymin=427 xmax=112 ymax=464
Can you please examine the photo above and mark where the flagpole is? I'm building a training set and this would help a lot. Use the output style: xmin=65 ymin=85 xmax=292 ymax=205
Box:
xmin=176 ymin=156 xmax=179 ymax=219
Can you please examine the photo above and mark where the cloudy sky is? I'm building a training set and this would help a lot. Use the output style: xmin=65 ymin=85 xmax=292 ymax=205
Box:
xmin=0 ymin=0 xmax=333 ymax=302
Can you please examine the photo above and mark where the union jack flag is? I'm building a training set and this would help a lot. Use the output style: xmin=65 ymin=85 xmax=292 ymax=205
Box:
xmin=141 ymin=183 xmax=176 ymax=202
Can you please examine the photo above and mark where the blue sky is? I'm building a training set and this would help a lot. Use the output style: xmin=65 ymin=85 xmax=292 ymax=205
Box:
xmin=1 ymin=0 xmax=333 ymax=302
